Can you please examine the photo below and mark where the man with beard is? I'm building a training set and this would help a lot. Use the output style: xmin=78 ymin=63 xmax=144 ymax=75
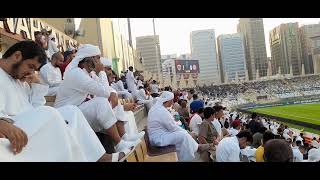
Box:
xmin=40 ymin=52 xmax=64 ymax=95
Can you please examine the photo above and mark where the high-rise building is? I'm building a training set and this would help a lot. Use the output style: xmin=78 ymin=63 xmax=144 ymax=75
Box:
xmin=136 ymin=35 xmax=162 ymax=82
xmin=217 ymin=33 xmax=247 ymax=83
xmin=237 ymin=18 xmax=268 ymax=80
xmin=269 ymin=23 xmax=303 ymax=76
xmin=75 ymin=18 xmax=134 ymax=74
xmin=299 ymin=23 xmax=320 ymax=74
xmin=190 ymin=29 xmax=220 ymax=85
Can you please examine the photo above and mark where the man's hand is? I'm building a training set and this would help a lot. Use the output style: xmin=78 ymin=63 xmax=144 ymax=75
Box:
xmin=108 ymin=92 xmax=119 ymax=109
xmin=0 ymin=120 xmax=28 ymax=154
xmin=22 ymin=73 xmax=41 ymax=84
xmin=93 ymin=59 xmax=104 ymax=74
xmin=123 ymin=103 xmax=137 ymax=111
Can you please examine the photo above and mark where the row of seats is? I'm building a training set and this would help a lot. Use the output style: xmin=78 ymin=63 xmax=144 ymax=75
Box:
xmin=126 ymin=128 xmax=178 ymax=162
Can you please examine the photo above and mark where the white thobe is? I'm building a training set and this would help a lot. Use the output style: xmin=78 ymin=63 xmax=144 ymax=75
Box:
xmin=0 ymin=68 xmax=105 ymax=161
xmin=189 ymin=113 xmax=202 ymax=136
xmin=216 ymin=136 xmax=241 ymax=162
xmin=111 ymin=81 xmax=132 ymax=99
xmin=125 ymin=71 xmax=137 ymax=93
xmin=39 ymin=63 xmax=62 ymax=96
xmin=292 ymin=146 xmax=303 ymax=162
xmin=47 ymin=40 xmax=59 ymax=59
xmin=228 ymin=128 xmax=239 ymax=137
xmin=55 ymin=68 xmax=118 ymax=132
xmin=150 ymin=84 xmax=159 ymax=94
xmin=148 ymin=103 xmax=198 ymax=161
xmin=136 ymin=89 xmax=153 ymax=111
xmin=212 ymin=119 xmax=223 ymax=140
xmin=137 ymin=80 xmax=143 ymax=88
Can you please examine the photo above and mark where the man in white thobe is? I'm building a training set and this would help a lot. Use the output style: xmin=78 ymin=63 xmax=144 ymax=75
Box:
xmin=150 ymin=80 xmax=160 ymax=97
xmin=216 ymin=130 xmax=253 ymax=162
xmin=136 ymin=85 xmax=154 ymax=111
xmin=147 ymin=91 xmax=212 ymax=162
xmin=55 ymin=44 xmax=140 ymax=152
xmin=39 ymin=52 xmax=64 ymax=96
xmin=0 ymin=41 xmax=130 ymax=162
xmin=95 ymin=57 xmax=144 ymax=141
xmin=111 ymin=72 xmax=132 ymax=99
xmin=126 ymin=66 xmax=137 ymax=95
xmin=47 ymin=34 xmax=60 ymax=59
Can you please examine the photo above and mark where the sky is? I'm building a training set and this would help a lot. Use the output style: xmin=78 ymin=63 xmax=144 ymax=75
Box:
xmin=129 ymin=18 xmax=320 ymax=57
xmin=74 ymin=18 xmax=320 ymax=57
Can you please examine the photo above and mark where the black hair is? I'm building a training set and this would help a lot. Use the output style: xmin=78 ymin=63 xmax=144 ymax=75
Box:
xmin=63 ymin=50 xmax=74 ymax=60
xmin=296 ymin=140 xmax=302 ymax=147
xmin=213 ymin=105 xmax=225 ymax=112
xmin=34 ymin=31 xmax=41 ymax=36
xmin=264 ymin=139 xmax=293 ymax=162
xmin=224 ymin=121 xmax=230 ymax=129
xmin=236 ymin=130 xmax=253 ymax=143
xmin=251 ymin=113 xmax=258 ymax=119
xmin=263 ymin=131 xmax=275 ymax=145
xmin=192 ymin=94 xmax=198 ymax=100
xmin=3 ymin=40 xmax=47 ymax=65
xmin=203 ymin=107 xmax=214 ymax=119
xmin=197 ymin=107 xmax=204 ymax=114
xmin=129 ymin=66 xmax=133 ymax=71
xmin=258 ymin=126 xmax=267 ymax=134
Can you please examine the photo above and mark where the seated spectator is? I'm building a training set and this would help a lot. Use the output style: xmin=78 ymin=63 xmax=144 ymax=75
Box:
xmin=248 ymin=113 xmax=262 ymax=135
xmin=39 ymin=52 xmax=64 ymax=96
xmin=111 ymin=72 xmax=132 ymax=99
xmin=147 ymin=91 xmax=213 ymax=162
xmin=307 ymin=148 xmax=320 ymax=162
xmin=54 ymin=44 xmax=140 ymax=153
xmin=228 ymin=120 xmax=241 ymax=137
xmin=216 ymin=130 xmax=253 ymax=162
xmin=198 ymin=107 xmax=218 ymax=145
xmin=263 ymin=139 xmax=293 ymax=162
xmin=189 ymin=94 xmax=204 ymax=114
xmin=150 ymin=80 xmax=160 ymax=97
xmin=0 ymin=41 xmax=131 ymax=162
xmin=212 ymin=105 xmax=226 ymax=141
xmin=178 ymin=100 xmax=190 ymax=120
xmin=252 ymin=126 xmax=267 ymax=148
xmin=60 ymin=50 xmax=75 ymax=77
xmin=256 ymin=130 xmax=275 ymax=162
xmin=291 ymin=138 xmax=303 ymax=162
xmin=135 ymin=84 xmax=153 ymax=111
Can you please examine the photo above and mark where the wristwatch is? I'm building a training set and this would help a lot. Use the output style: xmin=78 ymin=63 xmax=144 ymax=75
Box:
xmin=0 ymin=117 xmax=15 ymax=124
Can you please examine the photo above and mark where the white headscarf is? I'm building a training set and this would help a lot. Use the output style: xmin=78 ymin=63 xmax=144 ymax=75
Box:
xmin=149 ymin=91 xmax=174 ymax=113
xmin=100 ymin=57 xmax=112 ymax=68
xmin=64 ymin=44 xmax=101 ymax=74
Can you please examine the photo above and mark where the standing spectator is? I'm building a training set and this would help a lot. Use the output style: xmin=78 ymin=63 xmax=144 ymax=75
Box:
xmin=212 ymin=105 xmax=226 ymax=141
xmin=47 ymin=34 xmax=60 ymax=59
xmin=228 ymin=120 xmax=241 ymax=137
xmin=248 ymin=113 xmax=262 ymax=135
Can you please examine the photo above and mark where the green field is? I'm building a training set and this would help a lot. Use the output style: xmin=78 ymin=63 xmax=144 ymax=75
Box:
xmin=249 ymin=104 xmax=320 ymax=125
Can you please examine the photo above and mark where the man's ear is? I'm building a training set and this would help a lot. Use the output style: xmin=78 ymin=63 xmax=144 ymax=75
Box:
xmin=10 ymin=51 xmax=23 ymax=64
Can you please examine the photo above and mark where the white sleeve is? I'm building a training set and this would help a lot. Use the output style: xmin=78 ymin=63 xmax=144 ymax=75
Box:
xmin=29 ymin=83 xmax=49 ymax=107
xmin=50 ymin=40 xmax=59 ymax=53
xmin=196 ymin=116 xmax=202 ymax=125
xmin=161 ymin=112 xmax=181 ymax=132
xmin=73 ymin=70 xmax=111 ymax=98
xmin=0 ymin=90 xmax=10 ymax=119
xmin=229 ymin=147 xmax=241 ymax=162
xmin=40 ymin=66 xmax=60 ymax=87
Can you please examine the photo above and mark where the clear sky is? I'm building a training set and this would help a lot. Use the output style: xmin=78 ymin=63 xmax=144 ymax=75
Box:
xmin=130 ymin=18 xmax=320 ymax=57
